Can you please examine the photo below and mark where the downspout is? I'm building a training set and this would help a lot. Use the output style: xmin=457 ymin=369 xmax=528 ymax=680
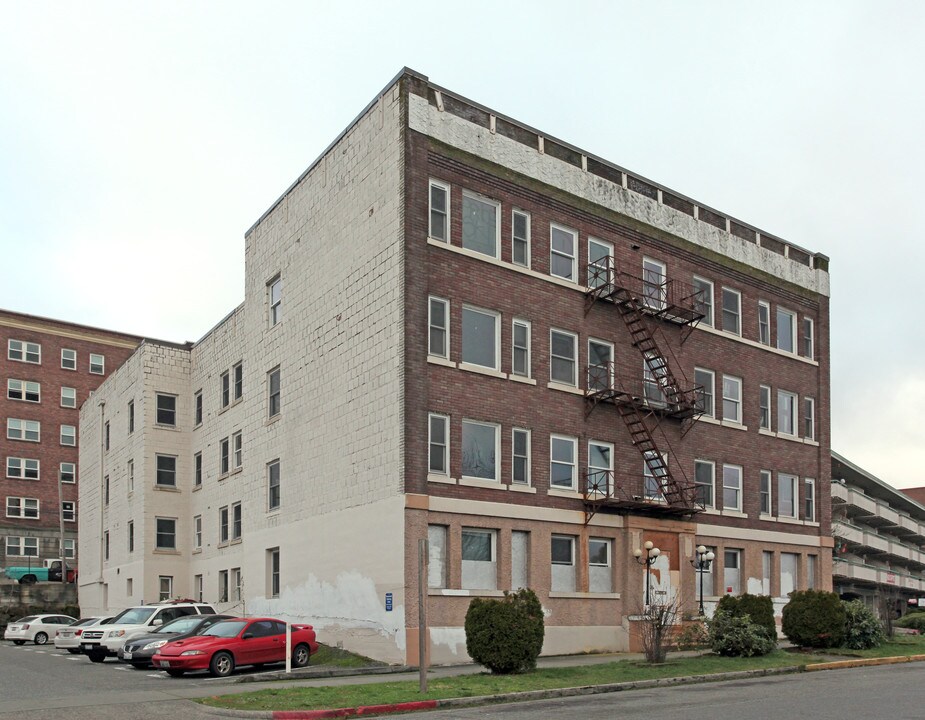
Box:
xmin=98 ymin=401 xmax=106 ymax=587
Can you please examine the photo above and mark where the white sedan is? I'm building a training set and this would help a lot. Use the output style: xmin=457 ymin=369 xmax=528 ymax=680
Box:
xmin=54 ymin=617 xmax=113 ymax=653
xmin=4 ymin=614 xmax=77 ymax=645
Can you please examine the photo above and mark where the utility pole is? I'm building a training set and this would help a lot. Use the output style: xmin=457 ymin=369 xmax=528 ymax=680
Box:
xmin=418 ymin=538 xmax=428 ymax=693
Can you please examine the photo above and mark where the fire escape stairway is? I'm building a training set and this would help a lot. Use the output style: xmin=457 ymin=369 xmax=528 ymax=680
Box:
xmin=616 ymin=403 xmax=690 ymax=507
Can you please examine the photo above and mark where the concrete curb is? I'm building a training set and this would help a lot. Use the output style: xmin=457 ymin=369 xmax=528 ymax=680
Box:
xmin=233 ymin=665 xmax=412 ymax=684
xmin=804 ymin=654 xmax=925 ymax=671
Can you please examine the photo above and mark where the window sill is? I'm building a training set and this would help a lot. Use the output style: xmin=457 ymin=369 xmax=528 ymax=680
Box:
xmin=427 ymin=474 xmax=457 ymax=485
xmin=758 ymin=427 xmax=776 ymax=437
xmin=230 ymin=538 xmax=242 ymax=545
xmin=768 ymin=430 xmax=819 ymax=447
xmin=459 ymin=363 xmax=508 ymax=380
xmin=459 ymin=476 xmax=503 ymax=489
xmin=509 ymin=375 xmax=537 ymax=386
xmin=217 ymin=398 xmax=243 ymax=416
xmin=427 ymin=355 xmax=457 ymax=369
xmin=547 ymin=382 xmax=583 ymax=396
xmin=154 ymin=485 xmax=180 ymax=493
xmin=429 ymin=588 xmax=505 ymax=597
xmin=153 ymin=549 xmax=180 ymax=555
xmin=720 ymin=420 xmax=748 ymax=432
xmin=759 ymin=512 xmax=775 ymax=520
xmin=192 ymin=548 xmax=202 ymax=555
xmin=775 ymin=515 xmax=801 ymax=524
xmin=548 ymin=487 xmax=581 ymax=499
xmin=549 ymin=592 xmax=620 ymax=600
xmin=721 ymin=509 xmax=749 ymax=519
xmin=266 ymin=414 xmax=281 ymax=426
xmin=508 ymin=483 xmax=537 ymax=494
xmin=699 ymin=507 xmax=720 ymax=515
xmin=696 ymin=415 xmax=720 ymax=426
xmin=192 ymin=485 xmax=202 ymax=492
xmin=154 ymin=424 xmax=180 ymax=432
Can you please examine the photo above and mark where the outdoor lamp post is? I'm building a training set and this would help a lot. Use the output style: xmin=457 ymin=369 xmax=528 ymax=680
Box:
xmin=690 ymin=545 xmax=715 ymax=616
xmin=633 ymin=540 xmax=661 ymax=606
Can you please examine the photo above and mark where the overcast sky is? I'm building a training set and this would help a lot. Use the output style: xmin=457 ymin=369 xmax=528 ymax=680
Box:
xmin=1 ymin=2 xmax=923 ymax=487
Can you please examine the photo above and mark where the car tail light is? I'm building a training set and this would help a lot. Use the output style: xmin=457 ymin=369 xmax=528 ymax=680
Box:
xmin=55 ymin=631 xmax=60 ymax=637
xmin=75 ymin=629 xmax=83 ymax=636
xmin=22 ymin=625 xmax=30 ymax=630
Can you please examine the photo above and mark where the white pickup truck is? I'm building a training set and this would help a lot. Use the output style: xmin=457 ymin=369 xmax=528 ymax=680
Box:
xmin=79 ymin=600 xmax=216 ymax=662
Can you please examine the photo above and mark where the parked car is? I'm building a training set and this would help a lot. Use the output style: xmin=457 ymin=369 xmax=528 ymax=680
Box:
xmin=54 ymin=617 xmax=114 ymax=654
xmin=4 ymin=614 xmax=77 ymax=645
xmin=79 ymin=600 xmax=216 ymax=662
xmin=118 ymin=614 xmax=234 ymax=668
xmin=152 ymin=617 xmax=318 ymax=677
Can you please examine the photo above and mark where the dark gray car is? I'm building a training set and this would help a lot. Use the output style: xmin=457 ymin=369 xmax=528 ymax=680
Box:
xmin=117 ymin=614 xmax=234 ymax=668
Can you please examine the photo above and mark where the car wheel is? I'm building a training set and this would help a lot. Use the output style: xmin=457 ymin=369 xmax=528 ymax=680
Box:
xmin=67 ymin=648 xmax=81 ymax=654
xmin=33 ymin=632 xmax=48 ymax=645
xmin=12 ymin=640 xmax=25 ymax=646
xmin=292 ymin=643 xmax=311 ymax=668
xmin=209 ymin=651 xmax=234 ymax=678
xmin=88 ymin=652 xmax=107 ymax=663
xmin=19 ymin=575 xmax=37 ymax=585
xmin=166 ymin=669 xmax=185 ymax=678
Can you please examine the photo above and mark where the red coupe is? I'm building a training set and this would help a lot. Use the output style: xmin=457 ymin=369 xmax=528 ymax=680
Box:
xmin=151 ymin=617 xmax=318 ymax=677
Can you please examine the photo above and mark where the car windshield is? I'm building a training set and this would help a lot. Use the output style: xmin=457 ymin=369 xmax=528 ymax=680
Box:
xmin=110 ymin=608 xmax=156 ymax=625
xmin=202 ymin=621 xmax=247 ymax=638
xmin=155 ymin=616 xmax=204 ymax=634
xmin=15 ymin=616 xmax=38 ymax=623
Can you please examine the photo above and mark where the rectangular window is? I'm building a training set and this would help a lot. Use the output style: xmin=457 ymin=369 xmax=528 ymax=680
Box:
xmin=218 ymin=570 xmax=229 ymax=603
xmin=589 ymin=538 xmax=612 ymax=593
xmin=60 ymin=462 xmax=75 ymax=484
xmin=550 ymin=329 xmax=577 ymax=386
xmin=723 ymin=465 xmax=743 ymax=512
xmin=5 ymin=536 xmax=39 ymax=557
xmin=588 ymin=238 xmax=613 ymax=289
xmin=760 ymin=470 xmax=772 ymax=515
xmin=721 ymin=288 xmax=741 ymax=335
xmin=221 ymin=371 xmax=230 ymax=408
xmin=762 ymin=551 xmax=773 ymax=595
xmin=156 ymin=455 xmax=177 ymax=487
xmin=461 ymin=528 xmax=497 ymax=590
xmin=194 ymin=575 xmax=203 ymax=602
xmin=268 ymin=460 xmax=281 ymax=510
xmin=803 ymin=397 xmax=815 ymax=440
xmin=512 ymin=530 xmax=529 ymax=591
xmin=588 ymin=339 xmax=614 ymax=392
xmin=428 ymin=414 xmax=449 ymax=475
xmin=776 ymin=307 xmax=796 ymax=352
xmin=220 ymin=437 xmax=230 ymax=475
xmin=512 ymin=428 xmax=530 ymax=485
xmin=722 ymin=375 xmax=742 ymax=424
xmin=550 ymin=224 xmax=577 ymax=281
xmin=461 ymin=190 xmax=500 ymax=258
xmin=233 ymin=362 xmax=243 ymax=401
xmin=268 ymin=547 xmax=280 ymax=598
xmin=127 ymin=459 xmax=133 ymax=493
xmin=219 ymin=506 xmax=229 ymax=543
xmin=802 ymin=317 xmax=814 ymax=359
xmin=61 ymin=348 xmax=76 ymax=370
xmin=6 ymin=457 xmax=39 ymax=480
xmin=128 ymin=400 xmax=135 ymax=433
xmin=550 ymin=435 xmax=577 ymax=490
xmin=104 ymin=531 xmax=109 ymax=560
xmin=105 ymin=422 xmax=110 ymax=451
xmin=642 ymin=257 xmax=667 ymax=310
xmin=512 ymin=319 xmax=531 ymax=378
xmin=128 ymin=520 xmax=135 ymax=552
xmin=7 ymin=419 xmax=40 ymax=442
xmin=694 ymin=459 xmax=714 ymax=508
xmin=6 ymin=497 xmax=40 ymax=519
xmin=759 ymin=385 xmax=772 ymax=430
xmin=758 ymin=301 xmax=771 ymax=345
xmin=194 ymin=453 xmax=202 ymax=487
xmin=644 ymin=450 xmax=669 ymax=500
xmin=461 ymin=306 xmax=499 ymax=370
xmin=777 ymin=390 xmax=797 ymax=435
xmin=193 ymin=515 xmax=202 ymax=550
xmin=427 ymin=525 xmax=447 ymax=589
xmin=804 ymin=478 xmax=816 ymax=522
xmin=724 ymin=549 xmax=741 ymax=595
xmin=156 ymin=393 xmax=177 ymax=426
xmin=268 ymin=367 xmax=281 ymax=418
xmin=461 ymin=420 xmax=499 ymax=481
xmin=551 ymin=535 xmax=576 ymax=592
xmin=232 ymin=431 xmax=242 ymax=469
xmin=64 ymin=539 xmax=75 ymax=559
xmin=231 ymin=568 xmax=242 ymax=601
xmin=8 ymin=339 xmax=41 ymax=364
xmin=780 ymin=552 xmax=799 ymax=596
xmin=692 ymin=276 xmax=714 ymax=326
xmin=61 ymin=386 xmax=76 ymax=408
xmin=104 ymin=475 xmax=110 ymax=505
xmin=89 ymin=353 xmax=105 ymax=374
xmin=158 ymin=576 xmax=173 ymax=602
xmin=807 ymin=555 xmax=816 ymax=590
xmin=232 ymin=501 xmax=242 ymax=540
xmin=428 ymin=297 xmax=449 ymax=358
xmin=194 ymin=392 xmax=202 ymax=426
xmin=60 ymin=424 xmax=76 ymax=446
xmin=778 ymin=473 xmax=798 ymax=518
xmin=588 ymin=440 xmax=613 ymax=495
xmin=269 ymin=275 xmax=282 ymax=326
xmin=7 ymin=379 xmax=40 ymax=403
xmin=694 ymin=368 xmax=714 ymax=417
xmin=512 ymin=209 xmax=531 ymax=267
xmin=429 ymin=180 xmax=449 ymax=242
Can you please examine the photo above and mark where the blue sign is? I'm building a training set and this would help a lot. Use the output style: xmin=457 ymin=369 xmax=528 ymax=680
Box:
xmin=385 ymin=592 xmax=393 ymax=611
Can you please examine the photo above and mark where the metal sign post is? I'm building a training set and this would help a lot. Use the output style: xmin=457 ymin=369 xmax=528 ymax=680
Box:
xmin=285 ymin=621 xmax=291 ymax=673
xmin=418 ymin=538 xmax=428 ymax=693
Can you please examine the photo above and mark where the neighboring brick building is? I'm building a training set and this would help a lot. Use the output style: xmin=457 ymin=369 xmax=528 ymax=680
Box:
xmin=79 ymin=69 xmax=832 ymax=664
xmin=1 ymin=310 xmax=140 ymax=569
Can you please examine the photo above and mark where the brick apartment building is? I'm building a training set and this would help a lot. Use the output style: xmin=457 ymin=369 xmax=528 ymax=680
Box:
xmin=1 ymin=310 xmax=140 ymax=569
xmin=78 ymin=69 xmax=831 ymax=664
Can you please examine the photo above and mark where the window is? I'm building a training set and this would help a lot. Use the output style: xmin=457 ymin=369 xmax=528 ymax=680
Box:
xmin=803 ymin=397 xmax=815 ymax=440
xmin=512 ymin=530 xmax=529 ymax=591
xmin=61 ymin=348 xmax=76 ymax=370
xmin=802 ymin=317 xmax=814 ymax=359
xmin=694 ymin=368 xmax=714 ymax=417
xmin=220 ymin=437 xmax=230 ymax=475
xmin=512 ymin=319 xmax=531 ymax=378
xmin=695 ymin=545 xmax=715 ymax=597
xmin=643 ymin=352 xmax=669 ymax=406
xmin=428 ymin=297 xmax=449 ymax=358
xmin=512 ymin=429 xmax=530 ymax=485
xmin=5 ymin=536 xmax=38 ymax=556
xmin=551 ymin=535 xmax=576 ymax=592
xmin=461 ymin=528 xmax=497 ymax=590
xmin=105 ymin=422 xmax=110 ymax=451
xmin=461 ymin=190 xmax=499 ymax=258
xmin=60 ymin=462 xmax=75 ymax=484
xmin=231 ymin=568 xmax=242 ymax=601
xmin=61 ymin=386 xmax=76 ymax=408
xmin=60 ymin=424 xmax=76 ymax=446
xmin=233 ymin=362 xmax=243 ymax=401
xmin=158 ymin=576 xmax=173 ymax=602
xmin=194 ymin=453 xmax=202 ymax=487
xmin=6 ymin=457 xmax=39 ymax=480
xmin=268 ymin=460 xmax=281 ymax=510
xmin=722 ymin=465 xmax=742 ymax=512
xmin=232 ymin=501 xmax=242 ymax=540
xmin=8 ymin=339 xmax=40 ymax=364
xmin=807 ymin=555 xmax=816 ymax=590
xmin=723 ymin=549 xmax=741 ymax=595
xmin=155 ymin=455 xmax=177 ymax=487
xmin=427 ymin=525 xmax=447 ymax=589
xmin=694 ymin=460 xmax=714 ymax=508
xmin=461 ymin=306 xmax=499 ymax=370
xmin=512 ymin=209 xmax=531 ymax=267
xmin=193 ymin=515 xmax=202 ymax=550
xmin=642 ymin=257 xmax=667 ymax=310
xmin=193 ymin=392 xmax=201 ymax=426
xmin=221 ymin=371 xmax=230 ymax=408
xmin=722 ymin=375 xmax=742 ymax=423
xmin=428 ymin=414 xmax=449 ymax=475
xmin=550 ymin=329 xmax=577 ymax=386
xmin=268 ymin=547 xmax=280 ymax=597
xmin=429 ymin=180 xmax=449 ymax=241
xmin=588 ymin=238 xmax=613 ymax=288
xmin=104 ymin=475 xmax=110 ymax=505
xmin=759 ymin=385 xmax=771 ymax=430
xmin=219 ymin=506 xmax=229 ymax=543
xmin=550 ymin=435 xmax=577 ymax=490
xmin=63 ymin=539 xmax=75 ymax=559
xmin=152 ymin=394 xmax=175 ymax=429
xmin=777 ymin=390 xmax=797 ymax=435
xmin=692 ymin=276 xmax=714 ymax=326
xmin=778 ymin=473 xmax=798 ymax=518
xmin=8 ymin=379 xmax=40 ymax=403
xmin=194 ymin=575 xmax=203 ymax=602
xmin=232 ymin=431 xmax=243 ymax=469
xmin=268 ymin=367 xmax=281 ymax=418
xmin=104 ymin=531 xmax=109 ymax=560
xmin=127 ymin=459 xmax=134 ymax=493
xmin=721 ymin=288 xmax=741 ymax=335
xmin=7 ymin=418 xmax=40 ymax=442
xmin=762 ymin=551 xmax=773 ymax=595
xmin=776 ymin=308 xmax=796 ymax=352
xmin=760 ymin=470 xmax=772 ymax=515
xmin=804 ymin=478 xmax=816 ymax=522
xmin=588 ymin=339 xmax=613 ymax=392
xmin=644 ymin=450 xmax=668 ymax=500
xmin=589 ymin=538 xmax=612 ymax=593
xmin=550 ymin=224 xmax=577 ymax=281
xmin=461 ymin=420 xmax=499 ymax=481
xmin=260 ymin=274 xmax=282 ymax=328
xmin=218 ymin=570 xmax=229 ymax=602
xmin=588 ymin=440 xmax=613 ymax=494
xmin=6 ymin=497 xmax=39 ymax=519
xmin=758 ymin=301 xmax=771 ymax=345
xmin=89 ymin=353 xmax=105 ymax=374
xmin=128 ymin=400 xmax=135 ymax=433
xmin=128 ymin=520 xmax=135 ymax=552
xmin=780 ymin=552 xmax=799 ymax=596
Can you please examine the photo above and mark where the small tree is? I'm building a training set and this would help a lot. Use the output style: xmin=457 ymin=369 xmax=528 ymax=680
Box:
xmin=636 ymin=593 xmax=683 ymax=663
xmin=782 ymin=590 xmax=846 ymax=648
xmin=465 ymin=588 xmax=544 ymax=674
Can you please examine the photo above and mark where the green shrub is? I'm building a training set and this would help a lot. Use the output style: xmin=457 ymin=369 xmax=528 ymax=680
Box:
xmin=842 ymin=600 xmax=885 ymax=649
xmin=894 ymin=613 xmax=925 ymax=632
xmin=716 ymin=594 xmax=777 ymax=640
xmin=708 ymin=610 xmax=776 ymax=657
xmin=465 ymin=588 xmax=544 ymax=674
xmin=781 ymin=590 xmax=846 ymax=648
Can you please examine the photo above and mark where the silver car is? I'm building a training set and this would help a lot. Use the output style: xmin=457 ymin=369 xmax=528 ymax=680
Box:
xmin=55 ymin=617 xmax=114 ymax=653
xmin=5 ymin=614 xmax=77 ymax=645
